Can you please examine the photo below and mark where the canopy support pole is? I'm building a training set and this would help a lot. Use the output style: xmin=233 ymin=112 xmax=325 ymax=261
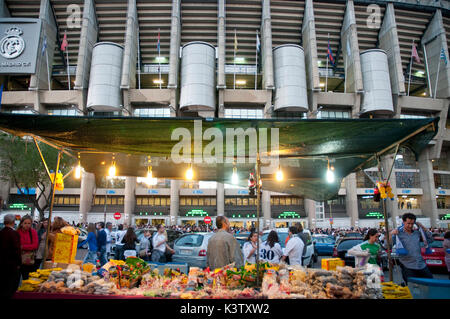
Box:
xmin=33 ymin=137 xmax=52 ymax=181
xmin=41 ymin=149 xmax=63 ymax=264
xmin=376 ymin=155 xmax=394 ymax=282
xmin=255 ymin=152 xmax=261 ymax=287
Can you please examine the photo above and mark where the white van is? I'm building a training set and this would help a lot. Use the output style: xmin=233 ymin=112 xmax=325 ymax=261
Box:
xmin=261 ymin=228 xmax=317 ymax=267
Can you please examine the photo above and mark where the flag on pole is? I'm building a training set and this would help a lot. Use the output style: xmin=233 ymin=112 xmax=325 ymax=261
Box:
xmin=256 ymin=31 xmax=260 ymax=54
xmin=61 ymin=31 xmax=68 ymax=51
xmin=234 ymin=29 xmax=238 ymax=54
xmin=41 ymin=35 xmax=47 ymax=56
xmin=411 ymin=42 xmax=420 ymax=64
xmin=440 ymin=47 xmax=447 ymax=65
xmin=327 ymin=39 xmax=335 ymax=66
xmin=157 ymin=29 xmax=161 ymax=56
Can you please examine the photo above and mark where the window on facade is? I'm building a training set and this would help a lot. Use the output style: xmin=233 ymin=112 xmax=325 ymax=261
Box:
xmin=198 ymin=198 xmax=204 ymax=206
xmin=154 ymin=197 xmax=160 ymax=206
xmin=437 ymin=196 xmax=450 ymax=209
xmin=394 ymin=149 xmax=418 ymax=169
xmin=435 ymin=174 xmax=450 ymax=189
xmin=249 ymin=198 xmax=255 ymax=206
xmin=192 ymin=198 xmax=198 ymax=206
xmin=243 ymin=198 xmax=248 ymax=206
xmin=396 ymin=172 xmax=420 ymax=188
xmin=400 ymin=113 xmax=429 ymax=119
xmin=236 ymin=197 xmax=242 ymax=206
xmin=48 ymin=109 xmax=81 ymax=116
xmin=224 ymin=108 xmax=264 ymax=119
xmin=398 ymin=196 xmax=421 ymax=209
xmin=285 ymin=197 xmax=291 ymax=205
xmin=211 ymin=198 xmax=216 ymax=206
xmin=358 ymin=196 xmax=382 ymax=209
xmin=133 ymin=108 xmax=170 ymax=117
xmin=318 ymin=110 xmax=351 ymax=119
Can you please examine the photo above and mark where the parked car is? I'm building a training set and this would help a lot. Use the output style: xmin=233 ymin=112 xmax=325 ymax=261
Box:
xmin=421 ymin=237 xmax=446 ymax=269
xmin=333 ymin=238 xmax=364 ymax=267
xmin=335 ymin=232 xmax=363 ymax=247
xmin=172 ymin=232 xmax=214 ymax=268
xmin=234 ymin=232 xmax=251 ymax=249
xmin=261 ymin=228 xmax=316 ymax=267
xmin=313 ymin=235 xmax=335 ymax=256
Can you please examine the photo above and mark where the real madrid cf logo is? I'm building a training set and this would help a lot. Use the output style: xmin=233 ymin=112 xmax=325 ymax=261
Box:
xmin=0 ymin=27 xmax=25 ymax=59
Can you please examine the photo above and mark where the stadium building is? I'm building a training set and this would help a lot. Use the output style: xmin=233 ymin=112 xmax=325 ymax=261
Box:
xmin=0 ymin=0 xmax=449 ymax=229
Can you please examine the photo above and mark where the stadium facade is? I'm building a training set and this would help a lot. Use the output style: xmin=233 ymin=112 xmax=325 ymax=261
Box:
xmin=0 ymin=0 xmax=449 ymax=229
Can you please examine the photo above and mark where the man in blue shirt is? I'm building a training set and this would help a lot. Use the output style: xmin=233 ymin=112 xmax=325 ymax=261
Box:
xmin=390 ymin=213 xmax=434 ymax=285
xmin=96 ymin=222 xmax=108 ymax=266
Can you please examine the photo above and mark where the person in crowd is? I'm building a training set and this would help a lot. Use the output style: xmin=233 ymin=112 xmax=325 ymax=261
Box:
xmin=207 ymin=216 xmax=244 ymax=270
xmin=281 ymin=226 xmax=304 ymax=266
xmin=242 ymin=230 xmax=259 ymax=264
xmin=105 ymin=222 xmax=113 ymax=259
xmin=139 ymin=230 xmax=152 ymax=261
xmin=115 ymin=224 xmax=127 ymax=260
xmin=47 ymin=217 xmax=69 ymax=261
xmin=443 ymin=231 xmax=450 ymax=280
xmin=78 ymin=223 xmax=98 ymax=265
xmin=34 ymin=218 xmax=48 ymax=270
xmin=152 ymin=224 xmax=174 ymax=262
xmin=390 ymin=213 xmax=434 ymax=284
xmin=0 ymin=214 xmax=22 ymax=298
xmin=17 ymin=215 xmax=39 ymax=280
xmin=348 ymin=228 xmax=382 ymax=267
xmin=260 ymin=230 xmax=283 ymax=263
xmin=96 ymin=222 xmax=108 ymax=266
xmin=295 ymin=222 xmax=308 ymax=257
xmin=122 ymin=227 xmax=140 ymax=259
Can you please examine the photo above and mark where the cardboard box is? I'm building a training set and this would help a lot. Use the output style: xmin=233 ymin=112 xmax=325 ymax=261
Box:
xmin=321 ymin=258 xmax=345 ymax=271
xmin=51 ymin=233 xmax=78 ymax=264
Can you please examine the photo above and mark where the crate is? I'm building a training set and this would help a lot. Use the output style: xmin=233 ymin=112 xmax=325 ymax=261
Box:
xmin=321 ymin=258 xmax=345 ymax=271
xmin=51 ymin=233 xmax=78 ymax=264
xmin=408 ymin=278 xmax=450 ymax=299
xmin=147 ymin=262 xmax=189 ymax=275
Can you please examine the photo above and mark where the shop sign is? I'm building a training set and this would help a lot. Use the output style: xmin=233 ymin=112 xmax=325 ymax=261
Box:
xmin=148 ymin=190 xmax=159 ymax=194
xmin=8 ymin=203 xmax=31 ymax=211
xmin=193 ymin=190 xmax=204 ymax=194
xmin=278 ymin=211 xmax=301 ymax=219
xmin=438 ymin=190 xmax=446 ymax=195
xmin=401 ymin=190 xmax=411 ymax=194
xmin=106 ymin=190 xmax=116 ymax=194
xmin=17 ymin=187 xmax=35 ymax=195
xmin=365 ymin=212 xmax=384 ymax=219
xmin=232 ymin=213 xmax=256 ymax=218
xmin=138 ymin=212 xmax=164 ymax=216
xmin=439 ymin=214 xmax=450 ymax=221
xmin=186 ymin=209 xmax=209 ymax=217
xmin=364 ymin=189 xmax=374 ymax=194
xmin=238 ymin=190 xmax=249 ymax=195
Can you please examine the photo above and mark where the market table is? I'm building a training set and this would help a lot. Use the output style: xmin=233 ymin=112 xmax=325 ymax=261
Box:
xmin=13 ymin=292 xmax=171 ymax=299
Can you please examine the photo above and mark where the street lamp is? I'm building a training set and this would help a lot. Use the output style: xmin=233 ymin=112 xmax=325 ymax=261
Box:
xmin=232 ymin=165 xmax=238 ymax=184
xmin=276 ymin=165 xmax=283 ymax=182
xmin=326 ymin=160 xmax=335 ymax=183
xmin=186 ymin=163 xmax=194 ymax=180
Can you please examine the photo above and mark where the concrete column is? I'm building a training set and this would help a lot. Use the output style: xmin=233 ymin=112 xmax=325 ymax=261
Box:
xmin=124 ymin=176 xmax=136 ymax=226
xmin=74 ymin=0 xmax=98 ymax=97
xmin=341 ymin=0 xmax=363 ymax=94
xmin=430 ymin=101 xmax=449 ymax=159
xmin=418 ymin=147 xmax=439 ymax=228
xmin=378 ymin=3 xmax=405 ymax=96
xmin=217 ymin=182 xmax=224 ymax=216
xmin=261 ymin=0 xmax=274 ymax=90
xmin=422 ymin=9 xmax=450 ymax=99
xmin=217 ymin=0 xmax=226 ymax=89
xmin=29 ymin=0 xmax=58 ymax=91
xmin=79 ymin=171 xmax=96 ymax=223
xmin=0 ymin=0 xmax=10 ymax=17
xmin=381 ymin=154 xmax=399 ymax=228
xmin=302 ymin=0 xmax=320 ymax=94
xmin=167 ymin=0 xmax=181 ymax=89
xmin=170 ymin=179 xmax=180 ymax=226
xmin=120 ymin=0 xmax=138 ymax=90
xmin=344 ymin=173 xmax=358 ymax=227
xmin=262 ymin=191 xmax=271 ymax=229
xmin=304 ymin=198 xmax=315 ymax=229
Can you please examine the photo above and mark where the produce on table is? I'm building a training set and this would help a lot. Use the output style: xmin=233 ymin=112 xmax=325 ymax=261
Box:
xmin=60 ymin=226 xmax=81 ymax=236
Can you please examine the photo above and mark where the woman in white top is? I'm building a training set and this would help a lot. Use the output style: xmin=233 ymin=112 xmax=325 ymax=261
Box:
xmin=260 ymin=230 xmax=283 ymax=263
xmin=242 ymin=231 xmax=259 ymax=264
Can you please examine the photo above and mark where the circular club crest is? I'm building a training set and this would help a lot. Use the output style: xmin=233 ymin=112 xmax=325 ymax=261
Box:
xmin=0 ymin=27 xmax=25 ymax=59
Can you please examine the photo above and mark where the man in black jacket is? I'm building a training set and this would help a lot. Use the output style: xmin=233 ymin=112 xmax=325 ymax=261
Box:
xmin=0 ymin=214 xmax=22 ymax=298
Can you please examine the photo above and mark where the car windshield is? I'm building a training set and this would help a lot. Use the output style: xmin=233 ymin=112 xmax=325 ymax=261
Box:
xmin=315 ymin=237 xmax=334 ymax=244
xmin=338 ymin=239 xmax=363 ymax=250
xmin=175 ymin=234 xmax=205 ymax=247
xmin=429 ymin=240 xmax=443 ymax=248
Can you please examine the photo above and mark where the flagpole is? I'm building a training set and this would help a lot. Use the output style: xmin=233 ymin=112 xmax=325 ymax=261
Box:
xmin=234 ymin=29 xmax=236 ymax=90
xmin=423 ymin=44 xmax=432 ymax=97
xmin=66 ymin=45 xmax=70 ymax=90
xmin=407 ymin=40 xmax=414 ymax=96
xmin=138 ymin=27 xmax=141 ymax=90
xmin=325 ymin=33 xmax=329 ymax=93
xmin=434 ymin=52 xmax=441 ymax=99
xmin=46 ymin=45 xmax=51 ymax=91
xmin=344 ymin=53 xmax=347 ymax=93
xmin=255 ymin=30 xmax=258 ymax=90
xmin=158 ymin=28 xmax=161 ymax=89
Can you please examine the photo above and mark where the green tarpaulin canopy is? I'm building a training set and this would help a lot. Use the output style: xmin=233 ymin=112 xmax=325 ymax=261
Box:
xmin=0 ymin=113 xmax=439 ymax=201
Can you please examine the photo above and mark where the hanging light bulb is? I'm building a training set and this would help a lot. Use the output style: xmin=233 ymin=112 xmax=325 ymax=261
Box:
xmin=232 ymin=165 xmax=238 ymax=184
xmin=326 ymin=160 xmax=335 ymax=183
xmin=109 ymin=156 xmax=116 ymax=177
xmin=186 ymin=163 xmax=194 ymax=180
xmin=144 ymin=156 xmax=155 ymax=186
xmin=74 ymin=153 xmax=82 ymax=179
xmin=276 ymin=165 xmax=283 ymax=182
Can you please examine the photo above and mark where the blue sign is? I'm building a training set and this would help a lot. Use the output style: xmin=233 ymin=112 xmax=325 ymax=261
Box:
xmin=17 ymin=188 xmax=36 ymax=195
xmin=193 ymin=190 xmax=204 ymax=195
xmin=364 ymin=189 xmax=374 ymax=194
xmin=107 ymin=190 xmax=116 ymax=195
xmin=438 ymin=190 xmax=446 ymax=195
xmin=402 ymin=190 xmax=411 ymax=194
xmin=148 ymin=190 xmax=159 ymax=194
xmin=238 ymin=190 xmax=249 ymax=195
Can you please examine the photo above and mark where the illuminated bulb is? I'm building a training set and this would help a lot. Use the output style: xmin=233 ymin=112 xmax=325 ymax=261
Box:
xmin=232 ymin=167 xmax=238 ymax=184
xmin=276 ymin=167 xmax=283 ymax=182
xmin=74 ymin=162 xmax=82 ymax=179
xmin=326 ymin=168 xmax=335 ymax=183
xmin=108 ymin=163 xmax=116 ymax=177
xmin=186 ymin=165 xmax=194 ymax=180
